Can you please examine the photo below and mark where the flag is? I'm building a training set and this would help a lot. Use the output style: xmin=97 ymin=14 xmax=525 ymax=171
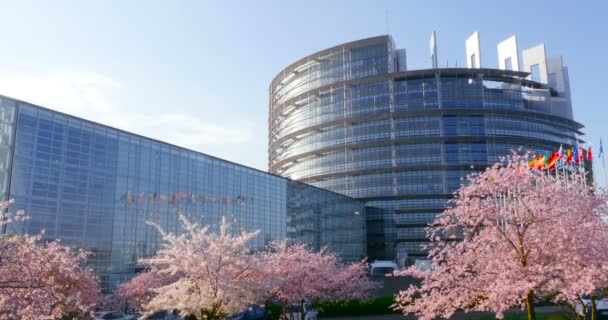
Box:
xmin=599 ymin=139 xmax=604 ymax=159
xmin=538 ymin=155 xmax=546 ymax=170
xmin=127 ymin=193 xmax=134 ymax=203
xmin=529 ymin=155 xmax=541 ymax=168
xmin=529 ymin=155 xmax=545 ymax=170
xmin=546 ymin=152 xmax=560 ymax=170
xmin=573 ymin=143 xmax=580 ymax=164
xmin=566 ymin=148 xmax=573 ymax=163
xmin=587 ymin=146 xmax=593 ymax=161
xmin=578 ymin=145 xmax=584 ymax=164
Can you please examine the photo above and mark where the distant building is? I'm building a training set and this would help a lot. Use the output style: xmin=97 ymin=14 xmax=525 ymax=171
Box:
xmin=0 ymin=96 xmax=367 ymax=290
xmin=268 ymin=33 xmax=586 ymax=262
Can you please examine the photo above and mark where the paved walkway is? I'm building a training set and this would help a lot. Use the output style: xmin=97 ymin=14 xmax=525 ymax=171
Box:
xmin=323 ymin=306 xmax=564 ymax=319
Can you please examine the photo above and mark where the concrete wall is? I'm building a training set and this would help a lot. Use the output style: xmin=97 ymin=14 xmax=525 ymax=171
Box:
xmin=497 ymin=35 xmax=520 ymax=71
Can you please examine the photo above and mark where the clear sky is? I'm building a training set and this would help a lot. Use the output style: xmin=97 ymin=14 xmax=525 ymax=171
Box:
xmin=1 ymin=0 xmax=607 ymax=177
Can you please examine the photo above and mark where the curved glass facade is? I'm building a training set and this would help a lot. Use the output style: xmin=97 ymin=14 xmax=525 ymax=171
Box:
xmin=269 ymin=36 xmax=585 ymax=261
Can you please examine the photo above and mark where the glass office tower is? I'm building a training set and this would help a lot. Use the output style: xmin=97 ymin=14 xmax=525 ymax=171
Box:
xmin=269 ymin=35 xmax=585 ymax=261
xmin=0 ymin=96 xmax=367 ymax=290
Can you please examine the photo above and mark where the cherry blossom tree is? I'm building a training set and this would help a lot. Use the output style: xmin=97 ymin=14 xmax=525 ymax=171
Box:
xmin=117 ymin=267 xmax=182 ymax=312
xmin=0 ymin=199 xmax=26 ymax=227
xmin=136 ymin=214 xmax=278 ymax=320
xmin=264 ymin=242 xmax=378 ymax=305
xmin=548 ymin=203 xmax=608 ymax=320
xmin=392 ymin=152 xmax=608 ymax=320
xmin=0 ymin=200 xmax=101 ymax=319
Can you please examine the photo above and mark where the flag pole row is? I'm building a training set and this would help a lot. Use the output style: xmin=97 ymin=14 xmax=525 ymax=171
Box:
xmin=527 ymin=139 xmax=606 ymax=190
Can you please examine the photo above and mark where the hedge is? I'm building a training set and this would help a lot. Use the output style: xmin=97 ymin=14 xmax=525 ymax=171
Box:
xmin=265 ymin=297 xmax=398 ymax=318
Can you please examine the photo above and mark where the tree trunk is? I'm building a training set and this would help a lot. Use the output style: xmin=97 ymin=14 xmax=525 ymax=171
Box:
xmin=592 ymin=299 xmax=597 ymax=320
xmin=526 ymin=290 xmax=536 ymax=320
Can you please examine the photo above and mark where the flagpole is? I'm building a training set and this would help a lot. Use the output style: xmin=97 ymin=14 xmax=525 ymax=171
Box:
xmin=602 ymin=151 xmax=608 ymax=191
xmin=581 ymin=149 xmax=587 ymax=188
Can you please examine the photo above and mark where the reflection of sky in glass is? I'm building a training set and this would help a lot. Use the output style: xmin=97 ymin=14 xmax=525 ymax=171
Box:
xmin=2 ymin=98 xmax=367 ymax=291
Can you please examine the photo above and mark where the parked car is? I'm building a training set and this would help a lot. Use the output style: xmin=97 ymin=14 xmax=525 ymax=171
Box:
xmin=284 ymin=303 xmax=318 ymax=320
xmin=94 ymin=311 xmax=137 ymax=320
xmin=576 ymin=296 xmax=608 ymax=319
xmin=369 ymin=260 xmax=399 ymax=276
xmin=226 ymin=305 xmax=269 ymax=320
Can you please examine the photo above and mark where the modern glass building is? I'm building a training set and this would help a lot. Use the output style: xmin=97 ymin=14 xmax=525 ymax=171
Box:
xmin=0 ymin=95 xmax=367 ymax=290
xmin=268 ymin=34 xmax=586 ymax=261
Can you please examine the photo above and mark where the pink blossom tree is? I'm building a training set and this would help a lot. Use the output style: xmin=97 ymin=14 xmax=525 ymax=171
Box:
xmin=264 ymin=242 xmax=378 ymax=305
xmin=0 ymin=199 xmax=26 ymax=226
xmin=117 ymin=267 xmax=182 ymax=312
xmin=547 ymin=201 xmax=608 ymax=319
xmin=393 ymin=152 xmax=608 ymax=320
xmin=0 ymin=199 xmax=100 ymax=319
xmin=136 ymin=214 xmax=278 ymax=320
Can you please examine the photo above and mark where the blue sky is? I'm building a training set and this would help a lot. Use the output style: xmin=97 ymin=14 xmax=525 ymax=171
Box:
xmin=1 ymin=0 xmax=606 ymax=177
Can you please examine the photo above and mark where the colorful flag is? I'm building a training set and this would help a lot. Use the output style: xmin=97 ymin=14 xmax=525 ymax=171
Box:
xmin=127 ymin=193 xmax=134 ymax=203
xmin=538 ymin=155 xmax=546 ymax=170
xmin=587 ymin=146 xmax=593 ymax=161
xmin=566 ymin=148 xmax=573 ymax=163
xmin=578 ymin=145 xmax=584 ymax=164
xmin=599 ymin=139 xmax=604 ymax=159
xmin=546 ymin=152 xmax=560 ymax=170
xmin=573 ymin=143 xmax=580 ymax=164
xmin=529 ymin=155 xmax=545 ymax=170
xmin=529 ymin=155 xmax=540 ymax=168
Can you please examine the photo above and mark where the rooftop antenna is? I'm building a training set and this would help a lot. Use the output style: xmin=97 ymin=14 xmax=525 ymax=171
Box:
xmin=430 ymin=31 xmax=438 ymax=69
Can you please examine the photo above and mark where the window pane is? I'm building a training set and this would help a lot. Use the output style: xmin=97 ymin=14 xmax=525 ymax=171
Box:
xmin=530 ymin=64 xmax=540 ymax=81
xmin=505 ymin=57 xmax=513 ymax=71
